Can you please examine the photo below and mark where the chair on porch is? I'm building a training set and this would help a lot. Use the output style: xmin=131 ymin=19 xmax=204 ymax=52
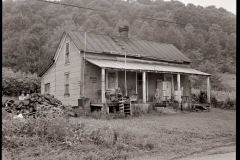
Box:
xmin=153 ymin=89 xmax=162 ymax=103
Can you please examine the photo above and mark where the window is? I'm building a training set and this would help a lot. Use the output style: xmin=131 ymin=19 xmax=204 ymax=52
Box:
xmin=106 ymin=71 xmax=118 ymax=90
xmin=45 ymin=83 xmax=50 ymax=94
xmin=64 ymin=73 xmax=70 ymax=96
xmin=65 ymin=42 xmax=70 ymax=64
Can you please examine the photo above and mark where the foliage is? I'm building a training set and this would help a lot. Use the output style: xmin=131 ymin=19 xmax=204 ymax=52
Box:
xmin=2 ymin=0 xmax=236 ymax=77
xmin=191 ymin=88 xmax=235 ymax=110
xmin=223 ymin=98 xmax=236 ymax=109
xmin=210 ymin=96 xmax=235 ymax=110
xmin=2 ymin=67 xmax=40 ymax=96
xmin=2 ymin=114 xmax=157 ymax=159
xmin=198 ymin=90 xmax=207 ymax=104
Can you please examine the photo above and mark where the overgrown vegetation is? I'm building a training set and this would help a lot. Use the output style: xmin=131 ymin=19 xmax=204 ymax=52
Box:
xmin=3 ymin=108 xmax=236 ymax=160
xmin=2 ymin=114 xmax=157 ymax=160
xmin=191 ymin=89 xmax=236 ymax=110
xmin=2 ymin=67 xmax=40 ymax=96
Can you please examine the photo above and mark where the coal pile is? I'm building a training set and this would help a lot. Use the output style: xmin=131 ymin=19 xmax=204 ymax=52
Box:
xmin=3 ymin=93 xmax=66 ymax=118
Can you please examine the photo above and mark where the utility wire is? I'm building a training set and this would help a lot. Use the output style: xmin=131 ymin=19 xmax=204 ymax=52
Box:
xmin=36 ymin=0 xmax=187 ymax=26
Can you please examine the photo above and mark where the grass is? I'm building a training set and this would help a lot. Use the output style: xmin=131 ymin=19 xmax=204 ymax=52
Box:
xmin=3 ymin=108 xmax=234 ymax=160
xmin=73 ymin=109 xmax=235 ymax=159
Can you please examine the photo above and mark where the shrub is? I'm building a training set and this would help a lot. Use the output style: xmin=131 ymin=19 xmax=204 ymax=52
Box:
xmin=198 ymin=90 xmax=207 ymax=103
xmin=2 ymin=67 xmax=40 ymax=96
xmin=223 ymin=98 xmax=236 ymax=110
xmin=2 ymin=115 xmax=69 ymax=150
xmin=210 ymin=96 xmax=219 ymax=108
xmin=191 ymin=93 xmax=199 ymax=103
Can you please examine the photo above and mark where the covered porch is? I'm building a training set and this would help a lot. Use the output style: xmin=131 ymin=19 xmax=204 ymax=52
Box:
xmin=86 ymin=58 xmax=211 ymax=113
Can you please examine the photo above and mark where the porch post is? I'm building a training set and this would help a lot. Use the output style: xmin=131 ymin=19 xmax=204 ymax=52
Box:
xmin=136 ymin=72 xmax=138 ymax=94
xmin=143 ymin=71 xmax=146 ymax=103
xmin=101 ymin=68 xmax=106 ymax=103
xmin=177 ymin=73 xmax=181 ymax=108
xmin=207 ymin=76 xmax=210 ymax=103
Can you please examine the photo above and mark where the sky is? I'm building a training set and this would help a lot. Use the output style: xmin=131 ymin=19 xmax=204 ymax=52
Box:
xmin=165 ymin=0 xmax=236 ymax=14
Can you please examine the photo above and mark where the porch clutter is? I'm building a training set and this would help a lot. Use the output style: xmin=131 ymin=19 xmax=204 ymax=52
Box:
xmin=154 ymin=89 xmax=162 ymax=103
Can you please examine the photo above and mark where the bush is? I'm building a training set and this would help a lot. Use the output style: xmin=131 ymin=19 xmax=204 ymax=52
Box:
xmin=210 ymin=95 xmax=235 ymax=110
xmin=2 ymin=67 xmax=40 ymax=96
xmin=210 ymin=96 xmax=219 ymax=108
xmin=223 ymin=98 xmax=236 ymax=109
xmin=2 ymin=115 xmax=69 ymax=150
xmin=198 ymin=90 xmax=207 ymax=103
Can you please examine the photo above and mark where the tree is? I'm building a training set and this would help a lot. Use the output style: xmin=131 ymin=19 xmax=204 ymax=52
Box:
xmin=183 ymin=23 xmax=197 ymax=51
xmin=2 ymin=0 xmax=236 ymax=78
xmin=137 ymin=21 xmax=154 ymax=40
xmin=185 ymin=50 xmax=204 ymax=68
xmin=224 ymin=33 xmax=236 ymax=57
xmin=201 ymin=32 xmax=221 ymax=59
xmin=165 ymin=26 xmax=185 ymax=50
xmin=195 ymin=33 xmax=205 ymax=48
xmin=130 ymin=19 xmax=143 ymax=38
xmin=3 ymin=13 xmax=30 ymax=34
xmin=197 ymin=60 xmax=223 ymax=90
xmin=96 ymin=20 xmax=109 ymax=34
xmin=83 ymin=19 xmax=95 ymax=32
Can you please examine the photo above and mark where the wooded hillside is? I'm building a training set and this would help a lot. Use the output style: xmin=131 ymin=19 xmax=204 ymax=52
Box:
xmin=2 ymin=0 xmax=236 ymax=89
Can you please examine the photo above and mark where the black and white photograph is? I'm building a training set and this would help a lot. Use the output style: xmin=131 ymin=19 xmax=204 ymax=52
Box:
xmin=2 ymin=0 xmax=236 ymax=159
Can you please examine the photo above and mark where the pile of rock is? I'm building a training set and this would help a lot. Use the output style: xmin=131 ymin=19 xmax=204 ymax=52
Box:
xmin=3 ymin=93 xmax=66 ymax=118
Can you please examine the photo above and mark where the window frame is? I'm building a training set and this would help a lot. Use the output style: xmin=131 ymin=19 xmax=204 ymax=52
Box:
xmin=45 ymin=83 xmax=50 ymax=94
xmin=64 ymin=72 xmax=70 ymax=96
xmin=65 ymin=41 xmax=70 ymax=64
xmin=106 ymin=70 xmax=118 ymax=91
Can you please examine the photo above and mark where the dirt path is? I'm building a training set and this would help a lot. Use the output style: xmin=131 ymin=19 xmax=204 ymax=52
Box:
xmin=130 ymin=143 xmax=236 ymax=160
xmin=181 ymin=152 xmax=235 ymax=160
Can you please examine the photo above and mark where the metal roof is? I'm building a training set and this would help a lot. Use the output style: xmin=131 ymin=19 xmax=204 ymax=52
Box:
xmin=67 ymin=31 xmax=122 ymax=54
xmin=86 ymin=58 xmax=211 ymax=76
xmin=66 ymin=30 xmax=191 ymax=63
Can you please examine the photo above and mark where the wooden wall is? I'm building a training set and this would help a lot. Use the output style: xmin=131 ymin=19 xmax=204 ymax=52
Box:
xmin=84 ymin=61 xmax=101 ymax=102
xmin=41 ymin=64 xmax=56 ymax=95
xmin=42 ymin=35 xmax=82 ymax=106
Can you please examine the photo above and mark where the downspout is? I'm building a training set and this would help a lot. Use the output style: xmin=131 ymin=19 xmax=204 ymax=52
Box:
xmin=82 ymin=32 xmax=87 ymax=98
xmin=54 ymin=62 xmax=57 ymax=95
xmin=79 ymin=50 xmax=81 ymax=98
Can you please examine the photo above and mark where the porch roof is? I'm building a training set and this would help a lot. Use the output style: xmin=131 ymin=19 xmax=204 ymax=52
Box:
xmin=86 ymin=58 xmax=211 ymax=76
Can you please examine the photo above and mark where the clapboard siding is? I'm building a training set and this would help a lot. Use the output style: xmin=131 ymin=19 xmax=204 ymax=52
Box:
xmin=41 ymin=64 xmax=56 ymax=95
xmin=55 ymin=35 xmax=81 ymax=106
xmin=42 ymin=35 xmax=82 ymax=106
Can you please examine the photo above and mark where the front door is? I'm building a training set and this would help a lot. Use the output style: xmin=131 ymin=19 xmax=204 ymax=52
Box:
xmin=137 ymin=73 xmax=143 ymax=99
xmin=164 ymin=74 xmax=174 ymax=100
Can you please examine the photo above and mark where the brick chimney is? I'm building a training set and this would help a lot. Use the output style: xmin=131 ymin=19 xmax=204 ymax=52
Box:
xmin=119 ymin=25 xmax=129 ymax=39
